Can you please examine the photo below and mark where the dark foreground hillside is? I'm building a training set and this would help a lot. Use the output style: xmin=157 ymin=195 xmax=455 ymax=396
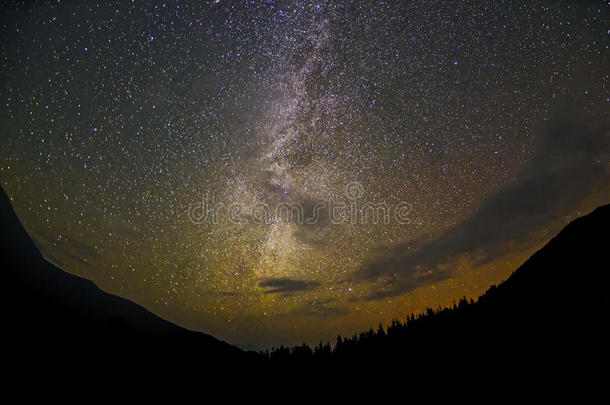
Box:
xmin=262 ymin=204 xmax=610 ymax=399
xmin=0 ymin=186 xmax=250 ymax=372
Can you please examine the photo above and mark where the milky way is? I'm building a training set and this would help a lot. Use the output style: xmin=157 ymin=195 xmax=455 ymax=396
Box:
xmin=1 ymin=0 xmax=608 ymax=348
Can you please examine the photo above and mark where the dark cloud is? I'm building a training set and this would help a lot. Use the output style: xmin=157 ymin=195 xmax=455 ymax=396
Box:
xmin=291 ymin=195 xmax=331 ymax=247
xmin=33 ymin=232 xmax=99 ymax=270
xmin=357 ymin=106 xmax=610 ymax=300
xmin=256 ymin=167 xmax=333 ymax=246
xmin=259 ymin=277 xmax=320 ymax=296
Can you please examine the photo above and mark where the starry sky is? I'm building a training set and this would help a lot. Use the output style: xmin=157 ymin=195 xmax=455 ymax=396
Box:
xmin=1 ymin=0 xmax=608 ymax=349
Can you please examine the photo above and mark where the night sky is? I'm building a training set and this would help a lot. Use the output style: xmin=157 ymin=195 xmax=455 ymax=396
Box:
xmin=1 ymin=0 xmax=608 ymax=348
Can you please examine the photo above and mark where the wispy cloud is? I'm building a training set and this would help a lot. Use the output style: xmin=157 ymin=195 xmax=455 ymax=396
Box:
xmin=357 ymin=106 xmax=610 ymax=300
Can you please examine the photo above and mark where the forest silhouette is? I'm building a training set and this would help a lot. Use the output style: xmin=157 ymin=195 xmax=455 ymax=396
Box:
xmin=258 ymin=203 xmax=610 ymax=398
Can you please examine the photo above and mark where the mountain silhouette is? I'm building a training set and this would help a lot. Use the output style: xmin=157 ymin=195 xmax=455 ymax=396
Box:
xmin=0 ymin=186 xmax=248 ymax=372
xmin=261 ymin=204 xmax=610 ymax=399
